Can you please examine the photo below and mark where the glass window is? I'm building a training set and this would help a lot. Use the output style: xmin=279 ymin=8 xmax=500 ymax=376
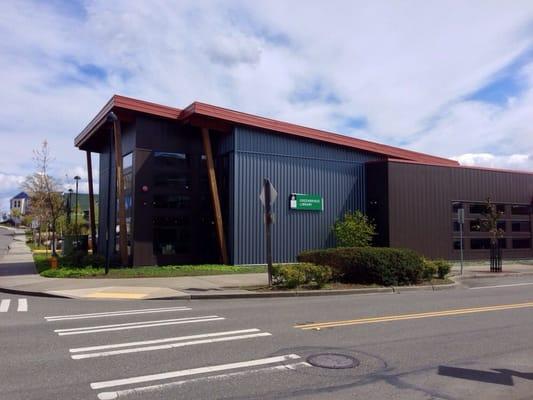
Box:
xmin=511 ymin=221 xmax=530 ymax=232
xmin=498 ymin=238 xmax=507 ymax=249
xmin=497 ymin=221 xmax=506 ymax=232
xmin=469 ymin=204 xmax=488 ymax=214
xmin=453 ymin=221 xmax=460 ymax=232
xmin=154 ymin=152 xmax=189 ymax=168
xmin=470 ymin=238 xmax=491 ymax=249
xmin=512 ymin=239 xmax=531 ymax=249
xmin=153 ymin=216 xmax=190 ymax=255
xmin=153 ymin=194 xmax=190 ymax=209
xmin=511 ymin=205 xmax=530 ymax=216
xmin=453 ymin=240 xmax=461 ymax=250
xmin=154 ymin=173 xmax=191 ymax=190
xmin=496 ymin=204 xmax=505 ymax=214
xmin=470 ymin=221 xmax=484 ymax=232
xmin=123 ymin=153 xmax=133 ymax=170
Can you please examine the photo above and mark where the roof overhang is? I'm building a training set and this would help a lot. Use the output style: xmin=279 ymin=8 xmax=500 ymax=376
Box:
xmin=75 ymin=94 xmax=458 ymax=166
xmin=74 ymin=95 xmax=181 ymax=149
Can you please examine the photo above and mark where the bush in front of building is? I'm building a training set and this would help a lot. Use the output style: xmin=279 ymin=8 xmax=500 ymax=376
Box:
xmin=60 ymin=252 xmax=105 ymax=268
xmin=422 ymin=258 xmax=437 ymax=280
xmin=422 ymin=258 xmax=452 ymax=280
xmin=298 ymin=247 xmax=425 ymax=286
xmin=332 ymin=210 xmax=376 ymax=247
xmin=272 ymin=263 xmax=332 ymax=289
xmin=433 ymin=259 xmax=452 ymax=279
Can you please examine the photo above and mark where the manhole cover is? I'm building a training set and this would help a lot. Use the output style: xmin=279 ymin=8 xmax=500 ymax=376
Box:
xmin=306 ymin=353 xmax=359 ymax=369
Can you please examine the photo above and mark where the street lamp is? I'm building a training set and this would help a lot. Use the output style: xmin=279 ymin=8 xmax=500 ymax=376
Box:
xmin=74 ymin=176 xmax=81 ymax=251
xmin=67 ymin=188 xmax=73 ymax=225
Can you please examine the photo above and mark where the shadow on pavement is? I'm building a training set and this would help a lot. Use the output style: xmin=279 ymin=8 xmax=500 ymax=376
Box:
xmin=438 ymin=365 xmax=533 ymax=386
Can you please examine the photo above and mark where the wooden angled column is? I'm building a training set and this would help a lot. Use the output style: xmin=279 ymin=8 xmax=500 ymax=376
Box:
xmin=86 ymin=150 xmax=97 ymax=254
xmin=111 ymin=116 xmax=129 ymax=267
xmin=201 ymin=127 xmax=229 ymax=265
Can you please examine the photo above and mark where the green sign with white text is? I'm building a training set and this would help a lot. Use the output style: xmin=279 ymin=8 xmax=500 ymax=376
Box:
xmin=289 ymin=193 xmax=324 ymax=211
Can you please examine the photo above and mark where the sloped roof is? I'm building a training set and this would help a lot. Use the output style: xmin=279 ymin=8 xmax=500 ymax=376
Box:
xmin=75 ymin=94 xmax=458 ymax=166
xmin=11 ymin=192 xmax=28 ymax=200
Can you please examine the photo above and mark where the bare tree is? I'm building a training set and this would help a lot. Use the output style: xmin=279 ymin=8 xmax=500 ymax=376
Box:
xmin=22 ymin=141 xmax=64 ymax=256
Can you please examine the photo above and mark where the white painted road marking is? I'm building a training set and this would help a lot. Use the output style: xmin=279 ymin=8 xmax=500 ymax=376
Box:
xmin=70 ymin=328 xmax=262 ymax=353
xmin=55 ymin=316 xmax=224 ymax=336
xmin=17 ymin=298 xmax=27 ymax=312
xmin=72 ymin=332 xmax=272 ymax=359
xmin=470 ymin=282 xmax=533 ymax=290
xmin=0 ymin=299 xmax=11 ymax=312
xmin=96 ymin=361 xmax=311 ymax=399
xmin=91 ymin=353 xmax=302 ymax=390
xmin=45 ymin=306 xmax=191 ymax=321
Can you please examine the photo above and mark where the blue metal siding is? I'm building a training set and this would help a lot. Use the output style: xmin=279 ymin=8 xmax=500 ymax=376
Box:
xmin=232 ymin=126 xmax=382 ymax=264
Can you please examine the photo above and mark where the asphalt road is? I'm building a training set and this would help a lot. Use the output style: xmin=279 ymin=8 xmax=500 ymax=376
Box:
xmin=1 ymin=275 xmax=533 ymax=400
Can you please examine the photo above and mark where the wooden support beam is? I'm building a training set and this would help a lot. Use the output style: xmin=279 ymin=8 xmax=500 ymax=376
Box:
xmin=201 ymin=128 xmax=229 ymax=265
xmin=86 ymin=151 xmax=97 ymax=254
xmin=112 ymin=119 xmax=129 ymax=267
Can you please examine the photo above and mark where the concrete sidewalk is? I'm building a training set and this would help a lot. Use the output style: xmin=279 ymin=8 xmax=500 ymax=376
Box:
xmin=0 ymin=227 xmax=269 ymax=299
xmin=1 ymin=226 xmax=531 ymax=300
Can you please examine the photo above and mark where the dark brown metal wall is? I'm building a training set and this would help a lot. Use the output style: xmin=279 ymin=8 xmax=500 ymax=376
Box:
xmin=367 ymin=161 xmax=533 ymax=260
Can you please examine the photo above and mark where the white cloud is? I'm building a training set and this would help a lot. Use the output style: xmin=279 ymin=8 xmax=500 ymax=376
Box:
xmin=0 ymin=0 xmax=532 ymax=202
xmin=452 ymin=153 xmax=533 ymax=171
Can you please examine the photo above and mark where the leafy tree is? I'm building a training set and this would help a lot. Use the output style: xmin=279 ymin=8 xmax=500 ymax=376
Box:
xmin=333 ymin=210 xmax=376 ymax=247
xmin=476 ymin=197 xmax=505 ymax=246
xmin=22 ymin=141 xmax=64 ymax=256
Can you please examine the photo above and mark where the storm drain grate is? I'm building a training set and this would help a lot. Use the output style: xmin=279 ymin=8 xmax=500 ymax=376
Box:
xmin=306 ymin=353 xmax=360 ymax=369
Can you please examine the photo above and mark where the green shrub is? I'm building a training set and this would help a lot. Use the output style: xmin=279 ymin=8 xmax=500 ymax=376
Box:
xmin=333 ymin=211 xmax=376 ymax=247
xmin=82 ymin=254 xmax=106 ymax=268
xmin=422 ymin=258 xmax=437 ymax=280
xmin=272 ymin=263 xmax=333 ymax=289
xmin=298 ymin=247 xmax=424 ymax=286
xmin=434 ymin=259 xmax=452 ymax=279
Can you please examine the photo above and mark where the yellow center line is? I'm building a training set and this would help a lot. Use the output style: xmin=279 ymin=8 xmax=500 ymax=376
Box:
xmin=295 ymin=301 xmax=533 ymax=330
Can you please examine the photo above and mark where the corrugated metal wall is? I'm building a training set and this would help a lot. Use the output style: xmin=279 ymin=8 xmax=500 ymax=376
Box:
xmin=231 ymin=126 xmax=381 ymax=264
xmin=385 ymin=161 xmax=533 ymax=259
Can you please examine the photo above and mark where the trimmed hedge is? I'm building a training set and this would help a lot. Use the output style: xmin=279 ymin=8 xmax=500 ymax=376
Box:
xmin=298 ymin=247 xmax=425 ymax=286
xmin=272 ymin=263 xmax=332 ymax=289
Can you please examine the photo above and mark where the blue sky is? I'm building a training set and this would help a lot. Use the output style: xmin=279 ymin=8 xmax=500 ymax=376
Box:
xmin=0 ymin=0 xmax=532 ymax=211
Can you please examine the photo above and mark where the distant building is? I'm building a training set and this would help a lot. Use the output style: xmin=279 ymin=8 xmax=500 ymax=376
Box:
xmin=63 ymin=192 xmax=99 ymax=222
xmin=10 ymin=192 xmax=30 ymax=216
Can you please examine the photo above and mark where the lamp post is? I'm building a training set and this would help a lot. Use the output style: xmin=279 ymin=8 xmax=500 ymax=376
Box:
xmin=67 ymin=188 xmax=73 ymax=226
xmin=74 ymin=176 xmax=81 ymax=251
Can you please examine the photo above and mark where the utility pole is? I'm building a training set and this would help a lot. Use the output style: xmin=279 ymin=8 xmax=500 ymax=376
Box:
xmin=260 ymin=178 xmax=277 ymax=286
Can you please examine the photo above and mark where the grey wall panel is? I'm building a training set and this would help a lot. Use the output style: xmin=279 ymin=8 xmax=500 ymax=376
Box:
xmin=231 ymin=126 xmax=381 ymax=264
xmin=235 ymin=126 xmax=380 ymax=163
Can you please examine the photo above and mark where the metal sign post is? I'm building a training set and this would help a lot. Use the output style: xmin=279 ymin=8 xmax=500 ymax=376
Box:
xmin=458 ymin=208 xmax=465 ymax=275
xmin=260 ymin=178 xmax=277 ymax=286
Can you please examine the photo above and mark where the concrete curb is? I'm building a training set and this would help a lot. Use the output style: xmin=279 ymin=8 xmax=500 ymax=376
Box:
xmin=453 ymin=271 xmax=533 ymax=280
xmin=0 ymin=286 xmax=70 ymax=299
xmin=0 ymin=281 xmax=458 ymax=301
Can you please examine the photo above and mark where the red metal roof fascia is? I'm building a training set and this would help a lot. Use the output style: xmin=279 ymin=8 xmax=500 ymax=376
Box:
xmin=387 ymin=158 xmax=533 ymax=176
xmin=184 ymin=102 xmax=458 ymax=166
xmin=113 ymin=95 xmax=181 ymax=119
xmin=74 ymin=95 xmax=182 ymax=147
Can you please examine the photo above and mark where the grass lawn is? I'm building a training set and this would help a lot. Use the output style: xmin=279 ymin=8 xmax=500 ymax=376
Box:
xmin=33 ymin=254 xmax=266 ymax=278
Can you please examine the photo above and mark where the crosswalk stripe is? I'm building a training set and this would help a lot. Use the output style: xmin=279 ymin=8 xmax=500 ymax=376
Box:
xmin=45 ymin=306 xmax=191 ymax=321
xmin=17 ymin=299 xmax=27 ymax=312
xmin=0 ymin=299 xmax=10 ymax=312
xmin=96 ymin=361 xmax=311 ymax=399
xmin=55 ymin=316 xmax=224 ymax=336
xmin=70 ymin=328 xmax=262 ymax=353
xmin=72 ymin=332 xmax=272 ymax=359
xmin=91 ymin=353 xmax=302 ymax=390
